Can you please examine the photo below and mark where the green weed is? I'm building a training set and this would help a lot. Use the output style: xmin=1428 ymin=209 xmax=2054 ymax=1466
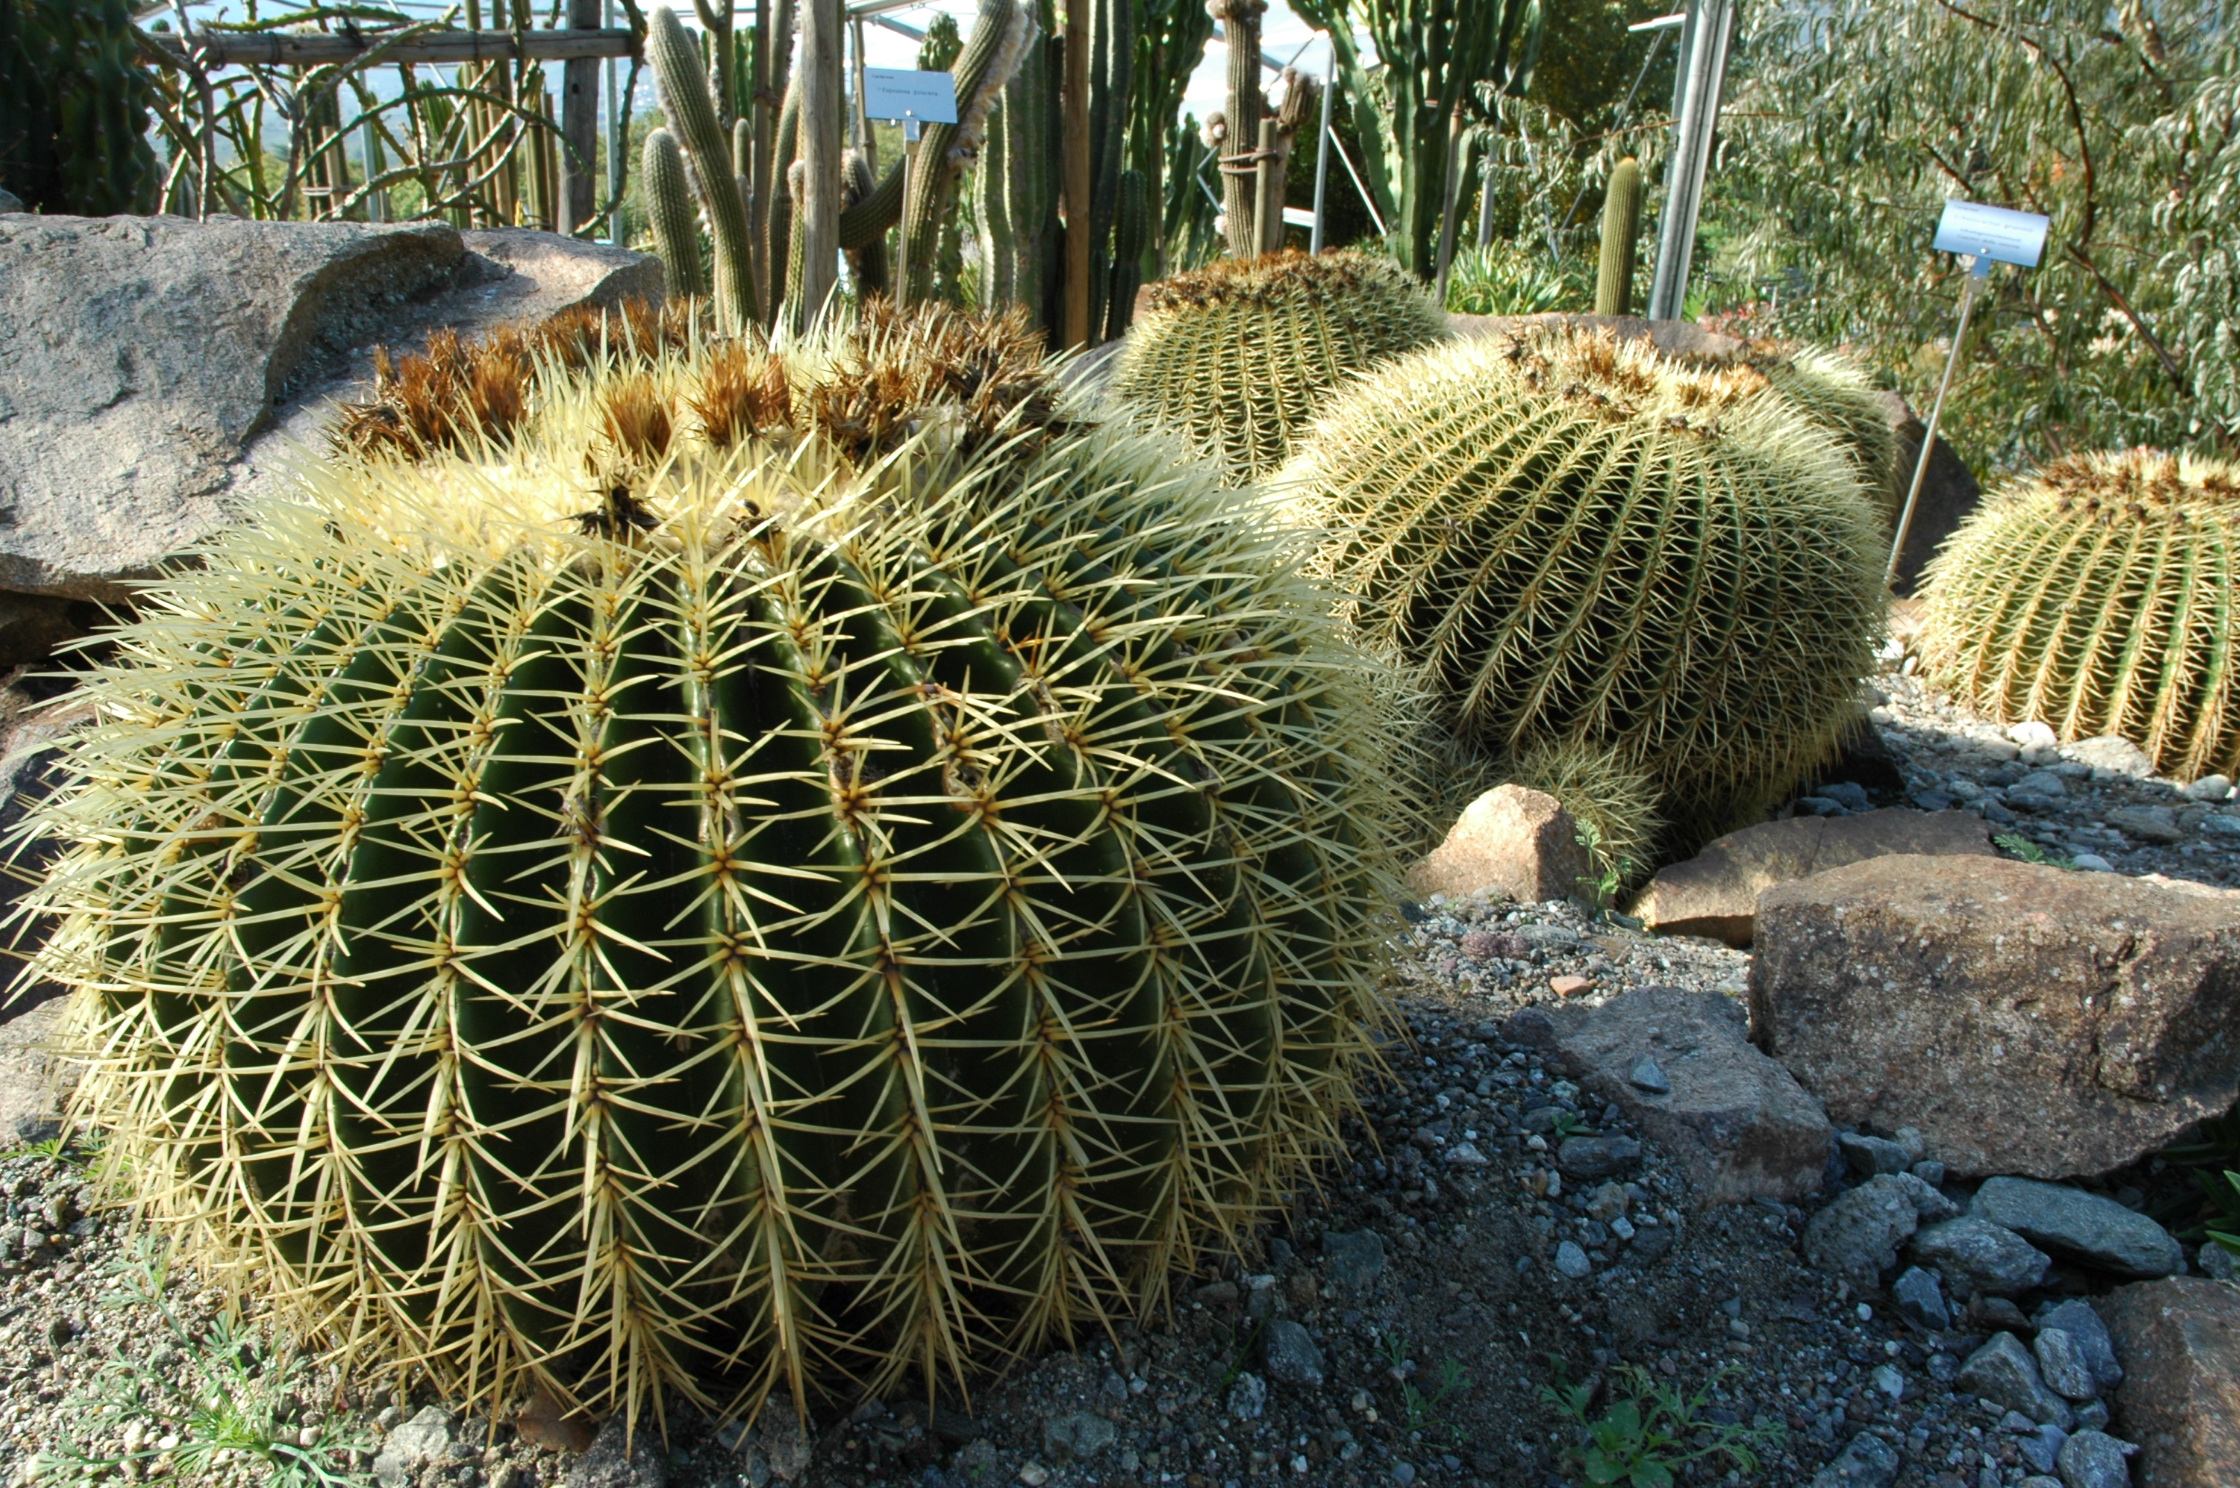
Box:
xmin=1382 ymin=1334 xmax=1471 ymax=1444
xmin=1992 ymin=832 xmax=2077 ymax=870
xmin=1542 ymin=1360 xmax=1782 ymax=1488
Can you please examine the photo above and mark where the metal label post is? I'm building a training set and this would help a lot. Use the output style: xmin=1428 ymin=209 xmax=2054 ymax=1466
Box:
xmin=860 ymin=66 xmax=959 ymax=309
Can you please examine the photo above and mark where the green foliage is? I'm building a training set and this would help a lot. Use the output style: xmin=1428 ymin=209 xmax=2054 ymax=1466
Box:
xmin=1111 ymin=249 xmax=1446 ymax=484
xmin=1991 ymin=832 xmax=2077 ymax=870
xmin=1918 ymin=448 xmax=2240 ymax=781
xmin=1440 ymin=237 xmax=1583 ymax=315
xmin=29 ymin=1236 xmax=367 ymax=1488
xmin=1283 ymin=326 xmax=1884 ymax=856
xmin=21 ymin=305 xmax=1409 ymax=1425
xmin=1710 ymin=0 xmax=2240 ymax=475
xmin=1289 ymin=0 xmax=1544 ymax=279
xmin=1381 ymin=1335 xmax=1471 ymax=1443
xmin=1594 ymin=158 xmax=1642 ymax=317
xmin=1542 ymin=1362 xmax=1782 ymax=1488
xmin=0 ymin=0 xmax=160 ymax=215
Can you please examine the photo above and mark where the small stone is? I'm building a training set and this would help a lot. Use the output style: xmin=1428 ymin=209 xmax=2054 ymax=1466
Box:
xmin=1912 ymin=1158 xmax=1948 ymax=1185
xmin=1808 ymin=1429 xmax=1900 ymax=1488
xmin=1871 ymin=1363 xmax=1905 ymax=1400
xmin=1555 ymin=1135 xmax=1641 ymax=1180
xmin=1016 ymin=1465 xmax=1049 ymax=1486
xmin=1972 ymin=1178 xmax=2184 ymax=1279
xmin=2070 ymin=853 xmax=2115 ymax=872
xmin=2201 ymin=814 xmax=2240 ymax=838
xmin=1627 ymin=1056 xmax=1670 ymax=1095
xmin=2054 ymin=1430 xmax=2134 ymax=1488
xmin=1390 ymin=1463 xmax=1417 ymax=1487
xmin=1443 ymin=1141 xmax=1488 ymax=1167
xmin=1893 ymin=1266 xmax=1952 ymax=1331
xmin=1550 ymin=974 xmax=1593 ymax=998
xmin=373 ymin=1408 xmax=457 ymax=1488
xmin=1261 ymin=1320 xmax=1325 ymax=1387
xmin=1803 ymin=1173 xmax=1948 ymax=1291
xmin=566 ymin=1416 xmax=669 ymax=1488
xmin=2019 ymin=1424 xmax=2068 ymax=1475
xmin=2105 ymin=806 xmax=2182 ymax=844
xmin=2013 ymin=770 xmax=2069 ymax=799
xmin=2182 ymin=773 xmax=2232 ymax=801
xmin=2066 ymin=735 xmax=2157 ymax=776
xmin=1554 ymin=1241 xmax=1593 ymax=1279
xmin=1323 ymin=1230 xmax=1385 ymax=1291
xmin=1229 ymin=1372 xmax=1267 ymax=1421
xmin=1912 ymin=1216 xmax=2052 ymax=1297
xmin=1956 ymin=1332 xmax=2075 ymax=1429
xmin=2035 ymin=1327 xmax=2099 ymax=1401
xmin=1041 ymin=1412 xmax=1116 ymax=1464
xmin=1840 ymin=1132 xmax=1914 ymax=1177
xmin=2009 ymin=722 xmax=2060 ymax=750
xmin=1798 ymin=795 xmax=1844 ymax=816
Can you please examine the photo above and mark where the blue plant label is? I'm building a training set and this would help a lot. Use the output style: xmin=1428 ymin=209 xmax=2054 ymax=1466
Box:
xmin=1932 ymin=199 xmax=2050 ymax=268
xmin=861 ymin=68 xmax=959 ymax=124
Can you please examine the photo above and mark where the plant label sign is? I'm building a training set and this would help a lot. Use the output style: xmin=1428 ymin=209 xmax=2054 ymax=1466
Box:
xmin=861 ymin=68 xmax=959 ymax=125
xmin=1932 ymin=199 xmax=2050 ymax=268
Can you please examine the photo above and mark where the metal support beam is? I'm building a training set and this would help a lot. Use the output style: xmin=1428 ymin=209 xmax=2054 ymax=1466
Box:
xmin=1646 ymin=0 xmax=1732 ymax=321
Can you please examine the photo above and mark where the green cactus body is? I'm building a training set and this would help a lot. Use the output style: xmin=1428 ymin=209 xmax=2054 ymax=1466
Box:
xmin=842 ymin=147 xmax=890 ymax=297
xmin=899 ymin=0 xmax=1030 ymax=305
xmin=980 ymin=8 xmax=1056 ymax=320
xmin=1746 ymin=346 xmax=1897 ymax=517
xmin=1918 ymin=448 xmax=2240 ymax=781
xmin=1110 ymin=250 xmax=1446 ymax=485
xmin=0 ymin=0 xmax=159 ymax=214
xmin=649 ymin=6 xmax=758 ymax=330
xmin=1593 ymin=157 xmax=1642 ymax=318
xmin=1281 ymin=327 xmax=1884 ymax=849
xmin=22 ymin=306 xmax=1406 ymax=1424
xmin=643 ymin=127 xmax=709 ymax=299
xmin=1102 ymin=167 xmax=1150 ymax=341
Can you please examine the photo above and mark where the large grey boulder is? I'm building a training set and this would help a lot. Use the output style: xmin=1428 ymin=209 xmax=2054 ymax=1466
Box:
xmin=1504 ymin=984 xmax=1832 ymax=1203
xmin=1751 ymin=856 xmax=2240 ymax=1179
xmin=0 ymin=216 xmax=661 ymax=602
xmin=1631 ymin=807 xmax=1991 ymax=947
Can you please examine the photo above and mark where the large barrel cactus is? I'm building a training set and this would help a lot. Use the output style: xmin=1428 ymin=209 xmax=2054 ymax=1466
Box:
xmin=20 ymin=305 xmax=1408 ymax=1425
xmin=1917 ymin=447 xmax=2240 ymax=781
xmin=1110 ymin=250 xmax=1446 ymax=484
xmin=1282 ymin=327 xmax=1884 ymax=848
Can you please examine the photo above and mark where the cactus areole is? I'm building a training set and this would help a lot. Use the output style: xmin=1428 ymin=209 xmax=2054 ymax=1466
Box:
xmin=16 ymin=307 xmax=1406 ymax=1428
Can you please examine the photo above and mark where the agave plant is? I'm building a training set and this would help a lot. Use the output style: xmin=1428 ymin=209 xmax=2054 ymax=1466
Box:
xmin=1917 ymin=447 xmax=2240 ymax=780
xmin=16 ymin=303 xmax=1409 ymax=1430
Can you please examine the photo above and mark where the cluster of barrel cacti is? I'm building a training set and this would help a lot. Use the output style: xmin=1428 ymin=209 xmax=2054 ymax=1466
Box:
xmin=20 ymin=299 xmax=1411 ymax=1426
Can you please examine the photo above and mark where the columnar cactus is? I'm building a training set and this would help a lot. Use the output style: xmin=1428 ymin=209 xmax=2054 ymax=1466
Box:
xmin=1917 ymin=447 xmax=2240 ymax=781
xmin=1110 ymin=250 xmax=1445 ymax=484
xmin=899 ymin=0 xmax=1034 ymax=304
xmin=1282 ymin=326 xmax=1884 ymax=848
xmin=643 ymin=127 xmax=708 ymax=300
xmin=648 ymin=5 xmax=758 ymax=330
xmin=1102 ymin=167 xmax=1151 ymax=342
xmin=21 ymin=303 xmax=1409 ymax=1427
xmin=1593 ymin=158 xmax=1642 ymax=317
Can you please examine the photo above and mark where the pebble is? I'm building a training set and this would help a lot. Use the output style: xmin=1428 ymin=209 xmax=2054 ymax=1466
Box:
xmin=1322 ymin=1229 xmax=1385 ymax=1291
xmin=2034 ymin=1326 xmax=2099 ymax=1401
xmin=1260 ymin=1320 xmax=1325 ymax=1387
xmin=1809 ymin=1430 xmax=1900 ymax=1488
xmin=1227 ymin=1372 xmax=1266 ymax=1422
xmin=1554 ymin=1240 xmax=1592 ymax=1279
xmin=1839 ymin=1132 xmax=1914 ymax=1177
xmin=2036 ymin=1299 xmax=2124 ymax=1390
xmin=1912 ymin=1215 xmax=2052 ymax=1296
xmin=1972 ymin=1178 xmax=2185 ymax=1278
xmin=1893 ymin=1265 xmax=1951 ymax=1330
xmin=1627 ymin=1056 xmax=1670 ymax=1094
xmin=1956 ymin=1332 xmax=2075 ymax=1429
xmin=1040 ymin=1411 xmax=1116 ymax=1463
xmin=2055 ymin=1429 xmax=2135 ymax=1488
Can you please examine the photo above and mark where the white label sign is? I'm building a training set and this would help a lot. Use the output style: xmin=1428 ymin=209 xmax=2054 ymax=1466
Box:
xmin=860 ymin=67 xmax=959 ymax=124
xmin=1932 ymin=198 xmax=2050 ymax=269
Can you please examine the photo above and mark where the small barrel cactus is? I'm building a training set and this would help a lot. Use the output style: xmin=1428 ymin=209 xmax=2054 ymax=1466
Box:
xmin=1281 ymin=326 xmax=1884 ymax=849
xmin=1917 ymin=447 xmax=2240 ymax=781
xmin=1110 ymin=249 xmax=1446 ymax=484
xmin=20 ymin=304 xmax=1408 ymax=1425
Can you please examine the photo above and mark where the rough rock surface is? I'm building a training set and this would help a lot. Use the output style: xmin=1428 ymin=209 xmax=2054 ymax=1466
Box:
xmin=2103 ymin=1276 xmax=2240 ymax=1487
xmin=1801 ymin=1172 xmax=1954 ymax=1293
xmin=1954 ymin=1332 xmax=2074 ymax=1428
xmin=0 ymin=216 xmax=660 ymax=601
xmin=0 ymin=997 xmax=71 ymax=1143
xmin=1502 ymin=984 xmax=1831 ymax=1202
xmin=1970 ymin=1177 xmax=2184 ymax=1279
xmin=1750 ymin=855 xmax=2240 ymax=1178
xmin=1632 ymin=807 xmax=1991 ymax=946
xmin=1908 ymin=1216 xmax=2050 ymax=1298
xmin=1409 ymin=784 xmax=1589 ymax=905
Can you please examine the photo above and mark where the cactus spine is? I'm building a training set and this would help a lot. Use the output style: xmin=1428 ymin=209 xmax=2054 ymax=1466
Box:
xmin=23 ymin=303 xmax=1408 ymax=1425
xmin=1594 ymin=157 xmax=1642 ymax=317
xmin=643 ymin=128 xmax=708 ymax=299
xmin=648 ymin=6 xmax=758 ymax=331
xmin=1281 ymin=327 xmax=1885 ymax=851
xmin=1917 ymin=448 xmax=2240 ymax=781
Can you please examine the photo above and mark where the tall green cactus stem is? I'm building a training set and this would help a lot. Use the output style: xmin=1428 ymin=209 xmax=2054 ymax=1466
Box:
xmin=1209 ymin=0 xmax=1266 ymax=258
xmin=1917 ymin=448 xmax=2240 ymax=781
xmin=643 ymin=127 xmax=709 ymax=299
xmin=649 ymin=6 xmax=758 ymax=331
xmin=1084 ymin=0 xmax=1133 ymax=334
xmin=1110 ymin=250 xmax=1445 ymax=484
xmin=765 ymin=73 xmax=800 ymax=317
xmin=20 ymin=304 xmax=1409 ymax=1425
xmin=842 ymin=147 xmax=890 ymax=297
xmin=1102 ymin=168 xmax=1150 ymax=342
xmin=1281 ymin=327 xmax=1884 ymax=850
xmin=1593 ymin=157 xmax=1642 ymax=317
xmin=916 ymin=13 xmax=966 ymax=305
xmin=899 ymin=0 xmax=1031 ymax=305
xmin=0 ymin=0 xmax=159 ymax=214
xmin=1126 ymin=0 xmax=1217 ymax=280
xmin=978 ymin=3 xmax=1057 ymax=321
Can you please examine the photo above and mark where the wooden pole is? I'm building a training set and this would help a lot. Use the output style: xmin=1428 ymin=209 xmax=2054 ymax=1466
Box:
xmin=561 ymin=0 xmax=601 ymax=233
xmin=797 ymin=0 xmax=842 ymax=325
xmin=1253 ymin=116 xmax=1280 ymax=256
xmin=1061 ymin=3 xmax=1091 ymax=347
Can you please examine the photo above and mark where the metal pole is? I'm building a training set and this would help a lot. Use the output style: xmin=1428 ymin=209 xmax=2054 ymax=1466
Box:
xmin=1887 ymin=255 xmax=1989 ymax=588
xmin=1646 ymin=0 xmax=1732 ymax=321
xmin=1309 ymin=30 xmax=1334 ymax=254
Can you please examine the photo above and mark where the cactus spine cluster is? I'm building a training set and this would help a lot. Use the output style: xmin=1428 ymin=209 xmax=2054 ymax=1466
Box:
xmin=647 ymin=6 xmax=758 ymax=331
xmin=1917 ymin=447 xmax=2240 ymax=781
xmin=1593 ymin=158 xmax=1642 ymax=317
xmin=21 ymin=303 xmax=1408 ymax=1426
xmin=1281 ymin=326 xmax=1885 ymax=849
xmin=1110 ymin=249 xmax=1446 ymax=485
